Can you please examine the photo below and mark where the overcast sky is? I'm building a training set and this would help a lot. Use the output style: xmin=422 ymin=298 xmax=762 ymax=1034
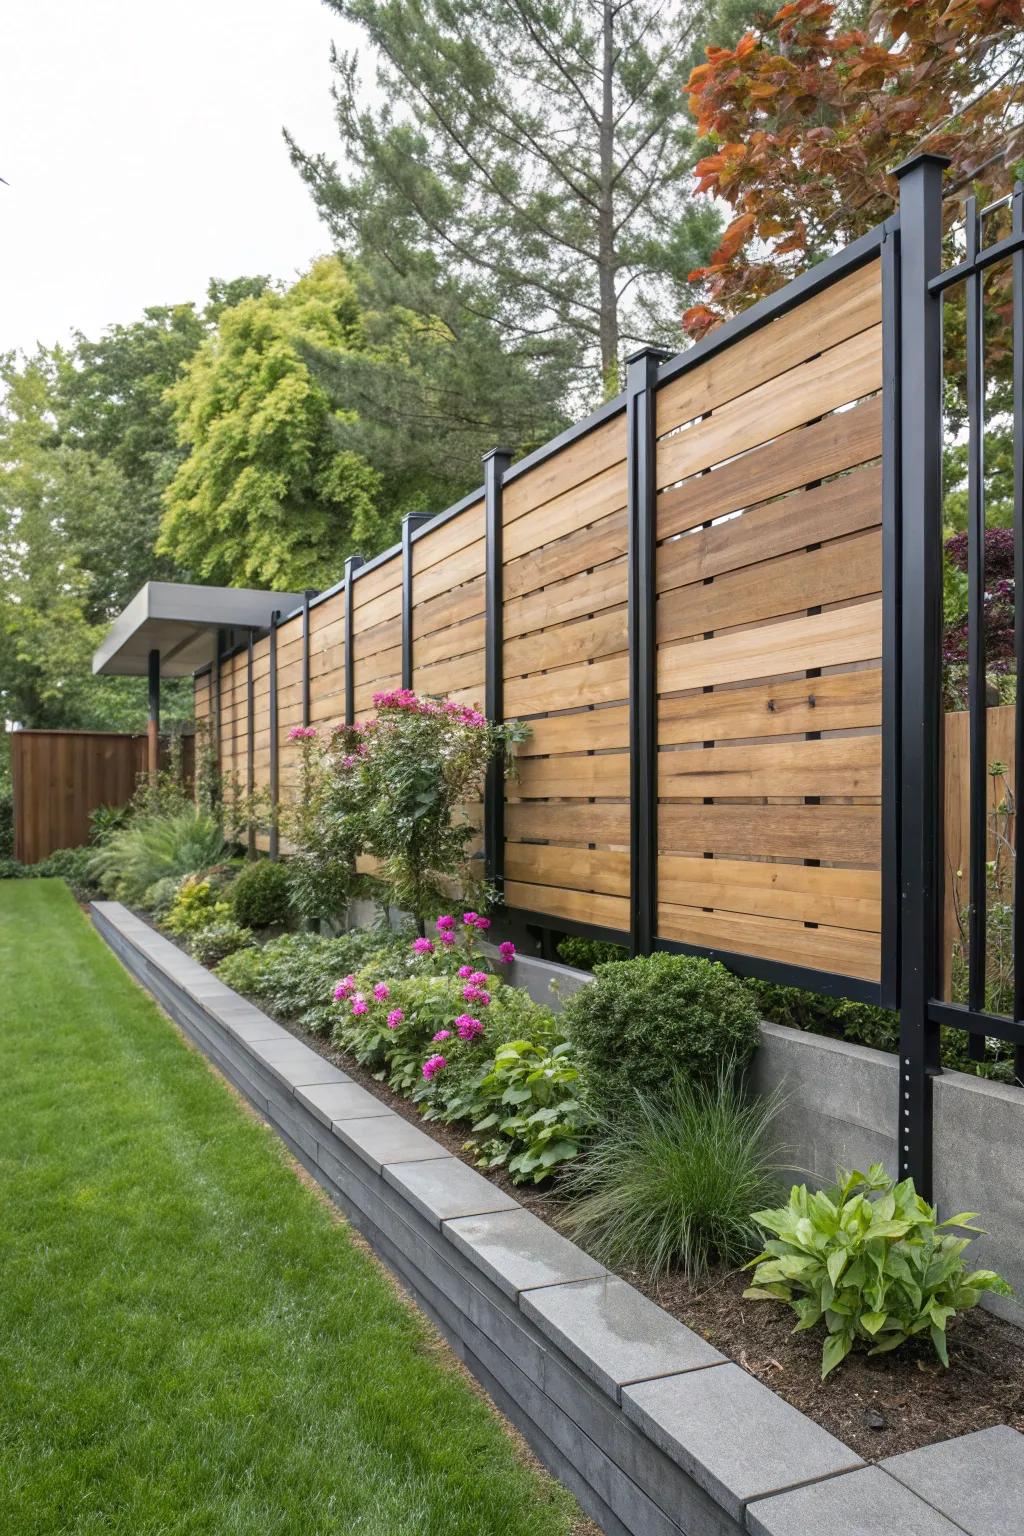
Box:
xmin=1 ymin=0 xmax=362 ymax=358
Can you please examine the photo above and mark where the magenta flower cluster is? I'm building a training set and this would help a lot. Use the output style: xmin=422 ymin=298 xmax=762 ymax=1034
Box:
xmin=287 ymin=725 xmax=318 ymax=741
xmin=333 ymin=974 xmax=357 ymax=1001
xmin=454 ymin=1014 xmax=484 ymax=1042
xmin=386 ymin=1008 xmax=404 ymax=1029
xmin=412 ymin=937 xmax=434 ymax=955
xmin=372 ymin=688 xmax=487 ymax=729
xmin=422 ymin=1053 xmax=446 ymax=1080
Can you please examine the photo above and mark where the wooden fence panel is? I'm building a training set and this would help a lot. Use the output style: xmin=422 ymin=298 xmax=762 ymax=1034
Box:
xmin=654 ymin=257 xmax=886 ymax=983
xmin=11 ymin=729 xmax=193 ymax=864
xmin=942 ymin=706 xmax=1016 ymax=997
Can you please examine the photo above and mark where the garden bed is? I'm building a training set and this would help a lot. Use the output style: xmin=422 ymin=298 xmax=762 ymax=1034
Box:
xmin=144 ymin=912 xmax=1024 ymax=1466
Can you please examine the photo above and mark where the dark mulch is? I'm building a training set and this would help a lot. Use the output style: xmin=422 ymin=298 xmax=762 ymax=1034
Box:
xmin=140 ymin=916 xmax=1024 ymax=1466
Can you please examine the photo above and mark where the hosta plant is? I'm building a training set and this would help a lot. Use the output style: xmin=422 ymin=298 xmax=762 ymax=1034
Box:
xmin=745 ymin=1164 xmax=1012 ymax=1378
xmin=471 ymin=1037 xmax=591 ymax=1183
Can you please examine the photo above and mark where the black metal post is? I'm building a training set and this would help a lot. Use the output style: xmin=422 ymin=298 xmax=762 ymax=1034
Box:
xmin=246 ymin=632 xmax=256 ymax=859
xmin=401 ymin=513 xmax=432 ymax=690
xmin=893 ymin=152 xmax=949 ymax=1196
xmin=880 ymin=221 xmax=902 ymax=1010
xmin=268 ymin=609 xmax=280 ymax=860
xmin=484 ymin=447 xmax=512 ymax=889
xmin=964 ymin=198 xmax=988 ymax=1054
xmin=1013 ymin=182 xmax=1024 ymax=1083
xmin=627 ymin=346 xmax=671 ymax=957
xmin=343 ymin=554 xmax=364 ymax=726
xmin=211 ymin=635 xmax=223 ymax=800
xmin=147 ymin=647 xmax=161 ymax=786
xmin=301 ymin=589 xmax=317 ymax=729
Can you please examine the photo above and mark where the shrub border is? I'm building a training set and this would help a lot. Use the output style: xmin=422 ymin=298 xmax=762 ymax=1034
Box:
xmin=91 ymin=901 xmax=1023 ymax=1536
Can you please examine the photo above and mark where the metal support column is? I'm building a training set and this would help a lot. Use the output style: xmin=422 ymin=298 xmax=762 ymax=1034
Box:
xmin=246 ymin=632 xmax=256 ymax=858
xmin=483 ymin=447 xmax=512 ymax=889
xmin=343 ymin=554 xmax=364 ymax=726
xmin=401 ymin=513 xmax=432 ymax=689
xmin=301 ymin=589 xmax=317 ymax=729
xmin=147 ymin=647 xmax=161 ymax=786
xmin=268 ymin=609 xmax=280 ymax=860
xmin=893 ymin=151 xmax=950 ymax=1196
xmin=627 ymin=346 xmax=671 ymax=957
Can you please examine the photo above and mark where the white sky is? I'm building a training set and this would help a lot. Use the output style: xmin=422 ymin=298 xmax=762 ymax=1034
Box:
xmin=1 ymin=0 xmax=363 ymax=357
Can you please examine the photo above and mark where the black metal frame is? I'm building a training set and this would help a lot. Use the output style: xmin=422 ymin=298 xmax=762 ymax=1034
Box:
xmin=401 ymin=512 xmax=432 ymax=689
xmin=268 ymin=609 xmax=280 ymax=860
xmin=246 ymin=632 xmax=256 ymax=858
xmin=343 ymin=554 xmax=364 ymax=726
xmin=627 ymin=347 xmax=671 ymax=957
xmin=483 ymin=448 xmax=512 ymax=889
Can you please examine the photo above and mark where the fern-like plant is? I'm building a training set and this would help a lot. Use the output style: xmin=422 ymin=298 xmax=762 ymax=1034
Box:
xmin=88 ymin=809 xmax=226 ymax=905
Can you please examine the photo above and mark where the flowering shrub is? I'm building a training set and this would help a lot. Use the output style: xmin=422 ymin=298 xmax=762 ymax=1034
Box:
xmin=164 ymin=876 xmax=232 ymax=937
xmin=284 ymin=691 xmax=527 ymax=924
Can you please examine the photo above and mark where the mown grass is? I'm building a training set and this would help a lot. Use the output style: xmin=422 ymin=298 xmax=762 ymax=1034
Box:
xmin=0 ymin=881 xmax=579 ymax=1536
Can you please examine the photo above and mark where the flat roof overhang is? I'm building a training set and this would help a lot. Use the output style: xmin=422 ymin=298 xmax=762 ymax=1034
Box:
xmin=92 ymin=581 xmax=306 ymax=677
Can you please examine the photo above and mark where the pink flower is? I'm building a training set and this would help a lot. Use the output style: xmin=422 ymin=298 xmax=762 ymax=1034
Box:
xmin=386 ymin=1008 xmax=404 ymax=1029
xmin=474 ymin=917 xmax=491 ymax=931
xmin=462 ymin=912 xmax=478 ymax=926
xmin=439 ymin=932 xmax=456 ymax=947
xmin=458 ymin=965 xmax=474 ymax=979
xmin=342 ymin=754 xmax=357 ymax=768
xmin=469 ymin=971 xmax=488 ymax=985
xmin=288 ymin=724 xmax=318 ymax=741
xmin=350 ymin=994 xmax=368 ymax=1016
xmin=373 ymin=982 xmax=390 ymax=1002
xmin=412 ymin=937 xmax=435 ymax=955
xmin=432 ymin=1029 xmax=452 ymax=1042
xmin=422 ymin=1053 xmax=447 ymax=1080
xmin=455 ymin=1014 xmax=484 ymax=1042
xmin=463 ymin=984 xmax=490 ymax=1006
xmin=333 ymin=974 xmax=356 ymax=1000
xmin=498 ymin=941 xmax=516 ymax=963
xmin=436 ymin=915 xmax=456 ymax=931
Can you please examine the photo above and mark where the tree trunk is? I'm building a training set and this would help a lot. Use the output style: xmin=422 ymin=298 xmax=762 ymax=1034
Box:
xmin=597 ymin=0 xmax=619 ymax=395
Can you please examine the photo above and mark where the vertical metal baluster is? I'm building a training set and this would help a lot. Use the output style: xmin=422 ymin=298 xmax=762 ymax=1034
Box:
xmin=246 ymin=632 xmax=255 ymax=859
xmin=401 ymin=513 xmax=431 ymax=691
xmin=343 ymin=555 xmax=364 ymax=727
xmin=965 ymin=197 xmax=988 ymax=1054
xmin=1012 ymin=183 xmax=1024 ymax=1083
xmin=483 ymin=448 xmax=512 ymax=892
xmin=268 ymin=610 xmax=280 ymax=860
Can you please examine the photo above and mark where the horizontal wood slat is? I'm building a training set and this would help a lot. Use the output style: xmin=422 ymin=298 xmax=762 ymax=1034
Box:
xmin=658 ymin=600 xmax=882 ymax=694
xmin=505 ymin=879 xmax=629 ymax=932
xmin=658 ymin=854 xmax=881 ymax=931
xmin=659 ymin=902 xmax=881 ymax=982
xmin=505 ymin=844 xmax=630 ymax=897
xmin=658 ymin=735 xmax=881 ymax=799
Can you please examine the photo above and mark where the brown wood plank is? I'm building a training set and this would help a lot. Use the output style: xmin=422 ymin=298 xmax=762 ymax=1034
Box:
xmin=505 ymin=844 xmax=630 ymax=897
xmin=505 ymin=653 xmax=630 ymax=716
xmin=503 ymin=416 xmax=626 ymax=523
xmin=658 ymin=902 xmax=880 ymax=981
xmin=415 ymin=573 xmax=486 ymax=638
xmin=506 ymin=801 xmax=630 ymax=845
xmin=657 ymin=463 xmax=883 ymax=593
xmin=352 ymin=581 xmax=404 ymax=631
xmin=353 ymin=555 xmax=403 ymax=607
xmin=413 ymin=615 xmax=485 ymax=670
xmin=505 ymin=879 xmax=629 ymax=931
xmin=353 ymin=645 xmax=403 ymax=688
xmin=658 ymin=735 xmax=881 ymax=800
xmin=658 ymin=802 xmax=880 ymax=865
xmin=658 ymin=669 xmax=881 ymax=744
xmin=657 ymin=529 xmax=882 ymax=645
xmin=412 ymin=501 xmax=484 ymax=575
xmin=504 ymin=608 xmax=627 ymax=679
xmin=657 ymin=326 xmax=882 ymax=490
xmin=517 ymin=706 xmax=629 ymax=757
xmin=658 ymin=854 xmax=881 ymax=931
xmin=512 ymin=752 xmax=630 ymax=800
xmin=656 ymin=261 xmax=882 ymax=436
xmin=505 ymin=557 xmax=627 ymax=640
xmin=412 ymin=650 xmax=485 ymax=698
xmin=504 ymin=509 xmax=628 ymax=602
xmin=504 ymin=460 xmax=627 ymax=564
xmin=414 ymin=538 xmax=486 ymax=606
xmin=657 ymin=600 xmax=882 ymax=694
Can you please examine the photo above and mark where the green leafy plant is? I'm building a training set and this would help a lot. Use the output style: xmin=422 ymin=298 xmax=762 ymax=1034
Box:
xmin=555 ymin=936 xmax=627 ymax=971
xmin=88 ymin=803 xmax=132 ymax=845
xmin=33 ymin=845 xmax=103 ymax=901
xmin=745 ymin=1164 xmax=1013 ymax=1378
xmin=88 ymin=808 xmax=226 ymax=905
xmin=562 ymin=952 xmax=760 ymax=1115
xmin=189 ymin=920 xmax=255 ymax=967
xmin=164 ymin=876 xmax=232 ymax=937
xmin=0 ymin=856 xmax=27 ymax=880
xmin=230 ymin=858 xmax=293 ymax=930
xmin=140 ymin=876 xmax=182 ymax=919
xmin=471 ymin=1037 xmax=591 ymax=1183
xmin=0 ymin=786 xmax=13 ymax=859
xmin=562 ymin=1067 xmax=783 ymax=1281
xmin=215 ymin=929 xmax=411 ymax=1036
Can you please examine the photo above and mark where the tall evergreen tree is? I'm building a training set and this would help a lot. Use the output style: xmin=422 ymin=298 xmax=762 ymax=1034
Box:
xmin=289 ymin=0 xmax=723 ymax=400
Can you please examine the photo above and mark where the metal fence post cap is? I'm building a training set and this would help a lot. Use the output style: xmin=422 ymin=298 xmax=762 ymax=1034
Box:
xmin=891 ymin=151 xmax=952 ymax=181
xmin=624 ymin=344 xmax=672 ymax=368
xmin=482 ymin=445 xmax=513 ymax=464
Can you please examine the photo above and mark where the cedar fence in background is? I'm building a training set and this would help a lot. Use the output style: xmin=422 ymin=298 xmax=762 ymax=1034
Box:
xmin=197 ymin=237 xmax=889 ymax=1003
xmin=10 ymin=728 xmax=195 ymax=864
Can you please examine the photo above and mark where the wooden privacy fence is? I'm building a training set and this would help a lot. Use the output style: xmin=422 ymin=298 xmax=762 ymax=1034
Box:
xmin=10 ymin=728 xmax=195 ymax=864
xmin=197 ymin=235 xmax=889 ymax=1002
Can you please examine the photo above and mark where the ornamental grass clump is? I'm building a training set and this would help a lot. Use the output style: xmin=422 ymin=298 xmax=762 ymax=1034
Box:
xmin=562 ymin=1067 xmax=783 ymax=1281
xmin=561 ymin=951 xmax=760 ymax=1116
xmin=88 ymin=808 xmax=226 ymax=905
xmin=745 ymin=1164 xmax=1013 ymax=1378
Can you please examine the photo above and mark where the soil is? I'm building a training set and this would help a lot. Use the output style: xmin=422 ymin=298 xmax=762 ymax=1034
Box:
xmin=142 ymin=919 xmax=1024 ymax=1466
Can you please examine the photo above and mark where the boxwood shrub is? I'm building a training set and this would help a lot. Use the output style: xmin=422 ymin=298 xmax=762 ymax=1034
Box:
xmin=230 ymin=858 xmax=293 ymax=930
xmin=561 ymin=952 xmax=759 ymax=1114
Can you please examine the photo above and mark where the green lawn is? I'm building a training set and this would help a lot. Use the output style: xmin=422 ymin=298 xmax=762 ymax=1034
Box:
xmin=0 ymin=881 xmax=579 ymax=1536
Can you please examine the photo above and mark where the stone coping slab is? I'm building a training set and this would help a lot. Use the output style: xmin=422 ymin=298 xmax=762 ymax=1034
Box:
xmin=623 ymin=1362 xmax=862 ymax=1521
xmin=444 ymin=1208 xmax=606 ymax=1300
xmin=91 ymin=901 xmax=1024 ymax=1536
xmin=882 ymin=1426 xmax=1024 ymax=1536
xmin=747 ymin=1466 xmax=968 ymax=1536
xmin=521 ymin=1275 xmax=724 ymax=1402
